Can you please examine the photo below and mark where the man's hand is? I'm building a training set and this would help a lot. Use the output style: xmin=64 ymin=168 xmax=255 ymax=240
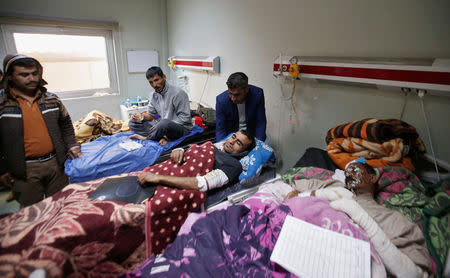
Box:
xmin=129 ymin=113 xmax=143 ymax=122
xmin=0 ymin=173 xmax=14 ymax=188
xmin=130 ymin=113 xmax=153 ymax=122
xmin=170 ymin=149 xmax=185 ymax=165
xmin=68 ymin=146 xmax=82 ymax=159
xmin=138 ymin=173 xmax=160 ymax=186
xmin=130 ymin=134 xmax=147 ymax=140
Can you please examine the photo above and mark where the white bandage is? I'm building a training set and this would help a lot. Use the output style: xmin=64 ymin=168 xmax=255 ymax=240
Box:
xmin=331 ymin=169 xmax=346 ymax=183
xmin=314 ymin=187 xmax=354 ymax=201
xmin=297 ymin=190 xmax=312 ymax=197
xmin=331 ymin=199 xmax=425 ymax=278
xmin=196 ymin=169 xmax=229 ymax=192
xmin=171 ymin=148 xmax=184 ymax=153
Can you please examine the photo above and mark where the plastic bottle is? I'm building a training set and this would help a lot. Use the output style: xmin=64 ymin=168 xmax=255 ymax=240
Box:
xmin=137 ymin=95 xmax=142 ymax=105
xmin=125 ymin=98 xmax=131 ymax=108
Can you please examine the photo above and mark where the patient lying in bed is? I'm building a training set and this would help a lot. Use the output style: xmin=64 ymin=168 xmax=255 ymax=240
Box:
xmin=137 ymin=130 xmax=255 ymax=191
xmin=285 ymin=162 xmax=432 ymax=278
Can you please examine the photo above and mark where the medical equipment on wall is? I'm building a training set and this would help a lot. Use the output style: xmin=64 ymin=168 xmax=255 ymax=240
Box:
xmin=273 ymin=55 xmax=450 ymax=182
xmin=273 ymin=56 xmax=450 ymax=96
xmin=168 ymin=56 xmax=220 ymax=73
xmin=275 ymin=55 xmax=301 ymax=129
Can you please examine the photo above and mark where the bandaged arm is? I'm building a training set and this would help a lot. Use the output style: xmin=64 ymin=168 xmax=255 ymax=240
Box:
xmin=291 ymin=179 xmax=353 ymax=201
xmin=162 ymin=148 xmax=230 ymax=191
xmin=196 ymin=169 xmax=229 ymax=192
xmin=330 ymin=199 xmax=427 ymax=278
xmin=141 ymin=169 xmax=229 ymax=192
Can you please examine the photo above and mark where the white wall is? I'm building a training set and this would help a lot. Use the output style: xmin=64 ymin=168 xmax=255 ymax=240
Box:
xmin=0 ymin=0 xmax=168 ymax=120
xmin=166 ymin=0 xmax=450 ymax=171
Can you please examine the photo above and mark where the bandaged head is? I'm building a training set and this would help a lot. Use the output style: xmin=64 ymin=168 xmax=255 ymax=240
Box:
xmin=344 ymin=159 xmax=378 ymax=194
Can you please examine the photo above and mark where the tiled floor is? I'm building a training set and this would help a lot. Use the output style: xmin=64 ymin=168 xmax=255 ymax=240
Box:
xmin=0 ymin=189 xmax=20 ymax=215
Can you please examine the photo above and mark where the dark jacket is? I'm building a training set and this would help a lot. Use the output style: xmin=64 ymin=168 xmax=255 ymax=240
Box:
xmin=215 ymin=85 xmax=267 ymax=141
xmin=0 ymin=88 xmax=79 ymax=178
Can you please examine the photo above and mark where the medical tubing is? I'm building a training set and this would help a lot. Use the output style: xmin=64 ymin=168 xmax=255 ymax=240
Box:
xmin=419 ymin=92 xmax=440 ymax=181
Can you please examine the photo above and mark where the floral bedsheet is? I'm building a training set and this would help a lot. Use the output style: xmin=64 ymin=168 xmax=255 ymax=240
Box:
xmin=0 ymin=174 xmax=146 ymax=278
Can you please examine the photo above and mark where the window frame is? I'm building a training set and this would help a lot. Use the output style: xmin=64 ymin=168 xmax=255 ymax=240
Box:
xmin=0 ymin=19 xmax=121 ymax=99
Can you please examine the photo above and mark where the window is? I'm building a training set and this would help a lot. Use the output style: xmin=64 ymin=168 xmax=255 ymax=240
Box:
xmin=1 ymin=22 xmax=119 ymax=98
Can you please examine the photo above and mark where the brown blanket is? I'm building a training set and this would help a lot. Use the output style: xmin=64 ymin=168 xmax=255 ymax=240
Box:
xmin=73 ymin=110 xmax=130 ymax=143
xmin=327 ymin=137 xmax=415 ymax=171
xmin=325 ymin=118 xmax=425 ymax=155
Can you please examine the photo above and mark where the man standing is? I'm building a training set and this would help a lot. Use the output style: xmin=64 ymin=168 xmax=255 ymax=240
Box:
xmin=0 ymin=54 xmax=82 ymax=207
xmin=129 ymin=66 xmax=192 ymax=145
xmin=215 ymin=72 xmax=267 ymax=141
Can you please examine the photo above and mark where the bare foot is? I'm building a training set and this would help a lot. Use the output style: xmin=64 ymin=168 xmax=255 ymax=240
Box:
xmin=130 ymin=134 xmax=147 ymax=140
xmin=159 ymin=136 xmax=169 ymax=146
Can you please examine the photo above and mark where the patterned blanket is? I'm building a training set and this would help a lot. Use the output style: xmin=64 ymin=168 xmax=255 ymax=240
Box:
xmin=0 ymin=173 xmax=146 ymax=277
xmin=122 ymin=192 xmax=381 ymax=277
xmin=327 ymin=137 xmax=415 ymax=171
xmin=325 ymin=118 xmax=425 ymax=153
xmin=282 ymin=166 xmax=450 ymax=276
xmin=140 ymin=142 xmax=215 ymax=256
xmin=73 ymin=110 xmax=130 ymax=144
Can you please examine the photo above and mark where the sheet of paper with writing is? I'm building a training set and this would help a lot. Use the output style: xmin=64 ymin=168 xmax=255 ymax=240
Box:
xmin=270 ymin=215 xmax=370 ymax=278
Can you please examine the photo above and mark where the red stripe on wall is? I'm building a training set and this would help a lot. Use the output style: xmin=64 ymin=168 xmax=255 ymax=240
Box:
xmin=172 ymin=60 xmax=213 ymax=68
xmin=273 ymin=64 xmax=450 ymax=85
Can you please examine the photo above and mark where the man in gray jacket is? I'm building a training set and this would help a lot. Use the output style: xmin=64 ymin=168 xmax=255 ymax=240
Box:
xmin=129 ymin=66 xmax=192 ymax=145
xmin=0 ymin=54 xmax=82 ymax=207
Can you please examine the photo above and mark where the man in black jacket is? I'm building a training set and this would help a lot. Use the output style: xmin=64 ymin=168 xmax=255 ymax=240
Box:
xmin=0 ymin=54 xmax=82 ymax=206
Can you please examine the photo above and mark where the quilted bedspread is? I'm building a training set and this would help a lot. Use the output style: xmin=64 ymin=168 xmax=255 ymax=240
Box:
xmin=122 ymin=189 xmax=382 ymax=277
xmin=0 ymin=174 xmax=147 ymax=278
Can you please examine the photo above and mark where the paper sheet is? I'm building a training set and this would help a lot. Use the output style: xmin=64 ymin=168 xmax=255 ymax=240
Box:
xmin=270 ymin=215 xmax=370 ymax=278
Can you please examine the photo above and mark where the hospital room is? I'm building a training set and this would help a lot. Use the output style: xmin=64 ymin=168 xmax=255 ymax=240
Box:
xmin=0 ymin=0 xmax=449 ymax=277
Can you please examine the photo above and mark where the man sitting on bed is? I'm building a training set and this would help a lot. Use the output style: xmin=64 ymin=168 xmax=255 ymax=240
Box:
xmin=137 ymin=129 xmax=255 ymax=192
xmin=129 ymin=66 xmax=192 ymax=145
xmin=285 ymin=162 xmax=432 ymax=278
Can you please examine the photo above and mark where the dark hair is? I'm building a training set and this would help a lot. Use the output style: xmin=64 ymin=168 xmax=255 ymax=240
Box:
xmin=239 ymin=129 xmax=256 ymax=151
xmin=360 ymin=163 xmax=376 ymax=176
xmin=2 ymin=56 xmax=47 ymax=91
xmin=226 ymin=72 xmax=248 ymax=89
xmin=146 ymin=66 xmax=164 ymax=79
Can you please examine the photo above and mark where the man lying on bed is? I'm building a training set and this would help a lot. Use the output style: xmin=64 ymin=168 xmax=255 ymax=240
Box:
xmin=285 ymin=162 xmax=432 ymax=278
xmin=137 ymin=129 xmax=255 ymax=191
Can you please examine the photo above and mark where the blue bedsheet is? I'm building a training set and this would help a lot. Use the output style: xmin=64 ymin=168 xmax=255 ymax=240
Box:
xmin=65 ymin=125 xmax=203 ymax=183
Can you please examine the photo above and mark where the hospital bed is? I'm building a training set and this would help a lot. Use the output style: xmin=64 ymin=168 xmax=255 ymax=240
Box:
xmin=0 ymin=132 xmax=275 ymax=277
xmin=122 ymin=146 xmax=448 ymax=278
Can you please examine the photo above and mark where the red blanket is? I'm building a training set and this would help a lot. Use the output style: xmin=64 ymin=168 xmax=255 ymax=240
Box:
xmin=142 ymin=142 xmax=215 ymax=256
xmin=0 ymin=175 xmax=146 ymax=277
